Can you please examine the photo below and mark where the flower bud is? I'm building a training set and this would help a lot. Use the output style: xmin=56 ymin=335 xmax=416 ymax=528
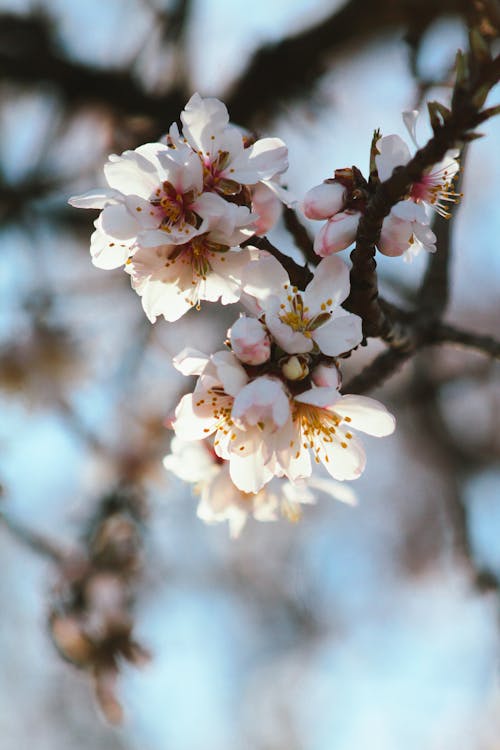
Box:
xmin=281 ymin=355 xmax=309 ymax=381
xmin=303 ymin=181 xmax=346 ymax=220
xmin=251 ymin=182 xmax=282 ymax=235
xmin=228 ymin=316 xmax=271 ymax=365
xmin=312 ymin=363 xmax=341 ymax=389
xmin=314 ymin=211 xmax=361 ymax=257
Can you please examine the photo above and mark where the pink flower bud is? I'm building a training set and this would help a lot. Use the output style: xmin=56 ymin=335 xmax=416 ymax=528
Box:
xmin=313 ymin=211 xmax=360 ymax=257
xmin=312 ymin=363 xmax=341 ymax=389
xmin=251 ymin=182 xmax=283 ymax=235
xmin=303 ymin=181 xmax=346 ymax=220
xmin=378 ymin=214 xmax=414 ymax=257
xmin=229 ymin=316 xmax=271 ymax=365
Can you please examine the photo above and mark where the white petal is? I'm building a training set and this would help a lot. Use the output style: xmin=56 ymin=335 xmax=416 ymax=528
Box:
xmin=322 ymin=435 xmax=366 ymax=481
xmin=307 ymin=477 xmax=358 ymax=506
xmin=295 ymin=387 xmax=340 ymax=409
xmin=90 ymin=226 xmax=130 ymax=269
xmin=305 ymin=255 xmax=351 ymax=312
xmin=242 ymin=254 xmax=289 ymax=302
xmin=104 ymin=151 xmax=159 ymax=198
xmin=211 ymin=350 xmax=248 ymax=396
xmin=227 ymin=137 xmax=288 ymax=183
xmin=173 ymin=348 xmax=209 ymax=376
xmin=302 ymin=181 xmax=346 ymax=220
xmin=334 ymin=394 xmax=396 ymax=436
xmin=229 ymin=449 xmax=274 ymax=494
xmin=313 ymin=212 xmax=359 ymax=256
xmin=100 ymin=203 xmax=140 ymax=240
xmin=68 ymin=188 xmax=122 ymax=209
xmin=375 ymin=135 xmax=412 ymax=181
xmin=173 ymin=393 xmax=217 ymax=441
xmin=181 ymin=93 xmax=230 ymax=154
xmin=312 ymin=311 xmax=362 ymax=356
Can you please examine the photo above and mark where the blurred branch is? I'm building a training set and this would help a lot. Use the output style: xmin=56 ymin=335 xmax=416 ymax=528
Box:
xmin=283 ymin=207 xmax=316 ymax=266
xmin=433 ymin=324 xmax=500 ymax=358
xmin=0 ymin=505 xmax=68 ymax=563
xmin=410 ymin=359 xmax=499 ymax=592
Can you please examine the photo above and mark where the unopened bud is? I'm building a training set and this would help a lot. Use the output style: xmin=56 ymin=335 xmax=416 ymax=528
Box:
xmin=303 ymin=181 xmax=346 ymax=220
xmin=281 ymin=355 xmax=309 ymax=381
xmin=229 ymin=316 xmax=271 ymax=365
xmin=314 ymin=210 xmax=361 ymax=257
xmin=312 ymin=363 xmax=341 ymax=389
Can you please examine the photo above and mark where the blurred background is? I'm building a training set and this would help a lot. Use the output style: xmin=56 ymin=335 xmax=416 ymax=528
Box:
xmin=0 ymin=1 xmax=499 ymax=748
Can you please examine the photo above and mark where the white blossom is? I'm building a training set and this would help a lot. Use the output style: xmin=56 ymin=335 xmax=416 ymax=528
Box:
xmin=243 ymin=254 xmax=362 ymax=357
xmin=313 ymin=210 xmax=361 ymax=256
xmin=126 ymin=206 xmax=257 ymax=322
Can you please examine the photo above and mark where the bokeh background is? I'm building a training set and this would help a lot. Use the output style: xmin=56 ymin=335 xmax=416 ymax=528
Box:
xmin=0 ymin=1 xmax=499 ymax=749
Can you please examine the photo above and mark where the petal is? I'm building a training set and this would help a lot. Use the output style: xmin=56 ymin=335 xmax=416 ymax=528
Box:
xmin=181 ymin=93 xmax=230 ymax=154
xmin=333 ymin=394 xmax=396 ymax=436
xmin=90 ymin=225 xmax=130 ymax=269
xmin=305 ymin=255 xmax=351 ymax=312
xmin=229 ymin=448 xmax=274 ymax=494
xmin=322 ymin=435 xmax=366 ymax=481
xmin=104 ymin=151 xmax=159 ymax=198
xmin=313 ymin=212 xmax=359 ymax=257
xmin=376 ymin=135 xmax=411 ymax=181
xmin=227 ymin=137 xmax=288 ymax=183
xmin=312 ymin=311 xmax=362 ymax=356
xmin=100 ymin=203 xmax=140 ymax=240
xmin=211 ymin=350 xmax=248 ymax=396
xmin=307 ymin=477 xmax=358 ymax=506
xmin=402 ymin=110 xmax=420 ymax=148
xmin=173 ymin=393 xmax=217 ymax=441
xmin=68 ymin=188 xmax=122 ymax=209
xmin=295 ymin=387 xmax=340 ymax=409
xmin=173 ymin=348 xmax=209 ymax=376
xmin=302 ymin=181 xmax=346 ymax=220
xmin=242 ymin=254 xmax=289 ymax=302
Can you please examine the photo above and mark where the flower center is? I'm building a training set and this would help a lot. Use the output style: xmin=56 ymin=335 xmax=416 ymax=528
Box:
xmin=202 ymin=149 xmax=241 ymax=196
xmin=278 ymin=285 xmax=332 ymax=338
xmin=410 ymin=166 xmax=462 ymax=218
xmin=150 ymin=180 xmax=199 ymax=234
xmin=293 ymin=402 xmax=353 ymax=464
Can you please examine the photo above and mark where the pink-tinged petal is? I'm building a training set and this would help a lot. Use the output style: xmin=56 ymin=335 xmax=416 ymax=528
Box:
xmin=100 ymin=203 xmax=140 ymax=240
xmin=302 ymin=181 xmax=346 ymax=220
xmin=312 ymin=311 xmax=362 ymax=356
xmin=314 ymin=211 xmax=360 ymax=257
xmin=173 ymin=348 xmax=209 ymax=376
xmin=251 ymin=182 xmax=282 ymax=235
xmin=104 ymin=152 xmax=159 ymax=198
xmin=322 ymin=435 xmax=366 ymax=481
xmin=90 ymin=226 xmax=130 ymax=269
xmin=211 ymin=350 xmax=248 ymax=396
xmin=227 ymin=138 xmax=288 ymax=183
xmin=229 ymin=448 xmax=274 ymax=494
xmin=334 ymin=394 xmax=396 ymax=436
xmin=375 ymin=135 xmax=411 ymax=181
xmin=295 ymin=386 xmax=341 ymax=409
xmin=68 ymin=188 xmax=122 ymax=209
xmin=305 ymin=255 xmax=351 ymax=312
xmin=311 ymin=363 xmax=341 ymax=389
xmin=242 ymin=254 xmax=289 ymax=302
xmin=378 ymin=214 xmax=413 ymax=257
xmin=163 ymin=436 xmax=216 ymax=483
xmin=173 ymin=393 xmax=217 ymax=441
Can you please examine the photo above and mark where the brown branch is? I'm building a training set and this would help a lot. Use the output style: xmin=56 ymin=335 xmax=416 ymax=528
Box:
xmin=282 ymin=207 xmax=317 ymax=266
xmin=345 ymin=50 xmax=500 ymax=339
xmin=432 ymin=324 xmax=500 ymax=358
xmin=244 ymin=235 xmax=312 ymax=288
xmin=0 ymin=509 xmax=68 ymax=563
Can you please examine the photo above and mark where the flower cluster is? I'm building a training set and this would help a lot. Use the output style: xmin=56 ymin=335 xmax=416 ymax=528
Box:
xmin=69 ymin=93 xmax=288 ymax=322
xmin=69 ymin=93 xmax=408 ymax=537
xmin=303 ymin=111 xmax=460 ymax=261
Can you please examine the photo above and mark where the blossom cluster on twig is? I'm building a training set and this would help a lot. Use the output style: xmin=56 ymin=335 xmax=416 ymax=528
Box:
xmin=70 ymin=82 xmax=493 ymax=537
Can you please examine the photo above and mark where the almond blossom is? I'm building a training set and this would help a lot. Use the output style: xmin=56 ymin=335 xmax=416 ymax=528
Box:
xmin=126 ymin=204 xmax=257 ymax=322
xmin=180 ymin=93 xmax=288 ymax=197
xmin=228 ymin=315 xmax=271 ymax=365
xmin=243 ymin=254 xmax=362 ymax=357
xmin=274 ymin=384 xmax=396 ymax=483
xmin=172 ymin=349 xmax=292 ymax=493
xmin=68 ymin=141 xmax=232 ymax=269
xmin=375 ymin=112 xmax=460 ymax=221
